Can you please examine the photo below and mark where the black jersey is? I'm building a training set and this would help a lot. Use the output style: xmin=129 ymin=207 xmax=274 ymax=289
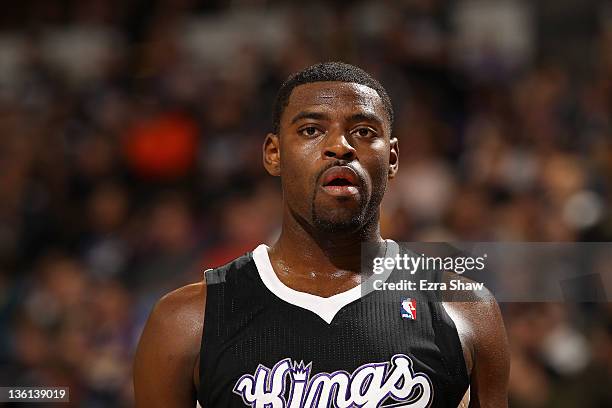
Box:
xmin=197 ymin=241 xmax=469 ymax=408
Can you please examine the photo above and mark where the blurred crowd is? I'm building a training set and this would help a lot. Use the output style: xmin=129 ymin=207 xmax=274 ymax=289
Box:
xmin=1 ymin=0 xmax=612 ymax=406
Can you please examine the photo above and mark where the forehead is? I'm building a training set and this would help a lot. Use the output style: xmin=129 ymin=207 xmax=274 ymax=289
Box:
xmin=284 ymin=81 xmax=387 ymax=121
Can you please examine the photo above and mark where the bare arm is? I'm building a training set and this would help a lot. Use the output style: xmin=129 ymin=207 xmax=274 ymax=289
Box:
xmin=467 ymin=294 xmax=509 ymax=408
xmin=133 ymin=282 xmax=206 ymax=408
xmin=443 ymin=273 xmax=510 ymax=408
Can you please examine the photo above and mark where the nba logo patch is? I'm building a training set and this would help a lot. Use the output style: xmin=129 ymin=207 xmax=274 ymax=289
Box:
xmin=401 ymin=298 xmax=417 ymax=320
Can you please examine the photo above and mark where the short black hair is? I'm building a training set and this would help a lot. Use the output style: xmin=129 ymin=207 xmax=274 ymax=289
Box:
xmin=272 ymin=62 xmax=394 ymax=134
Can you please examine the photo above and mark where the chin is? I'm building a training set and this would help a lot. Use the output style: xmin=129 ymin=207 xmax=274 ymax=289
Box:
xmin=312 ymin=210 xmax=365 ymax=233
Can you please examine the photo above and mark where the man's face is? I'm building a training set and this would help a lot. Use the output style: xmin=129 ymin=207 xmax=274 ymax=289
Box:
xmin=264 ymin=81 xmax=398 ymax=233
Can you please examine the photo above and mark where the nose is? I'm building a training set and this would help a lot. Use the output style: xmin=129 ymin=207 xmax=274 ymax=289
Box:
xmin=323 ymin=131 xmax=356 ymax=161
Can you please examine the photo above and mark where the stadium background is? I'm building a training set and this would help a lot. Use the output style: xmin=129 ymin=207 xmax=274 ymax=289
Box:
xmin=1 ymin=0 xmax=611 ymax=406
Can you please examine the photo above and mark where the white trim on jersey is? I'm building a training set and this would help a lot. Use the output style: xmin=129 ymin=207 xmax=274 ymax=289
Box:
xmin=252 ymin=239 xmax=398 ymax=324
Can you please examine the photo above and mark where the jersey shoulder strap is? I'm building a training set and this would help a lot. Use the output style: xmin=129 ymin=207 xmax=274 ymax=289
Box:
xmin=204 ymin=250 xmax=255 ymax=285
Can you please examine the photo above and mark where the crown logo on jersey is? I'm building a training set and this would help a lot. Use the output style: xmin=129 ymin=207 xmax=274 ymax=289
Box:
xmin=290 ymin=361 xmax=311 ymax=381
xmin=401 ymin=298 xmax=417 ymax=320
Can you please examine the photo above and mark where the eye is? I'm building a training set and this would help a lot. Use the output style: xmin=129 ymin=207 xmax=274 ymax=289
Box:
xmin=353 ymin=127 xmax=377 ymax=138
xmin=299 ymin=126 xmax=324 ymax=138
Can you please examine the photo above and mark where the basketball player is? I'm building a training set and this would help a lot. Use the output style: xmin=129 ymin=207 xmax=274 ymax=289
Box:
xmin=134 ymin=62 xmax=509 ymax=407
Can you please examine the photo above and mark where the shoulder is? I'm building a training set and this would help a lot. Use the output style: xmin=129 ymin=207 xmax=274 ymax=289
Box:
xmin=441 ymin=271 xmax=508 ymax=353
xmin=441 ymin=272 xmax=510 ymax=406
xmin=133 ymin=281 xmax=207 ymax=406
xmin=151 ymin=281 xmax=207 ymax=332
xmin=441 ymin=271 xmax=503 ymax=318
xmin=141 ymin=281 xmax=207 ymax=360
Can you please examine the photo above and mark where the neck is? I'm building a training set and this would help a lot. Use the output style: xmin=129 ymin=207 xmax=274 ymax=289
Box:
xmin=269 ymin=206 xmax=385 ymax=281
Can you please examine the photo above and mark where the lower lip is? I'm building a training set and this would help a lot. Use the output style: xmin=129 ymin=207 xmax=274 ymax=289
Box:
xmin=321 ymin=185 xmax=359 ymax=197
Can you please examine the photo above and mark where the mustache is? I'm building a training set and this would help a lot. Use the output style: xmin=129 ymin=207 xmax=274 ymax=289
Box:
xmin=315 ymin=160 xmax=366 ymax=188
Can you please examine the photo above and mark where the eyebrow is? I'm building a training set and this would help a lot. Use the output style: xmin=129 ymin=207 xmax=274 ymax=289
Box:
xmin=289 ymin=111 xmax=385 ymax=127
xmin=290 ymin=111 xmax=330 ymax=125
xmin=347 ymin=113 xmax=384 ymax=128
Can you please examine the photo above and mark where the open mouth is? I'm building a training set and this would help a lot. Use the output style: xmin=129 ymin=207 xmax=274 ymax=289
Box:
xmin=324 ymin=178 xmax=354 ymax=187
xmin=320 ymin=167 xmax=360 ymax=197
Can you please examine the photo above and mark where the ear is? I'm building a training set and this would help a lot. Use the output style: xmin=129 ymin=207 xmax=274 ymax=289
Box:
xmin=263 ymin=133 xmax=281 ymax=176
xmin=388 ymin=137 xmax=399 ymax=179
